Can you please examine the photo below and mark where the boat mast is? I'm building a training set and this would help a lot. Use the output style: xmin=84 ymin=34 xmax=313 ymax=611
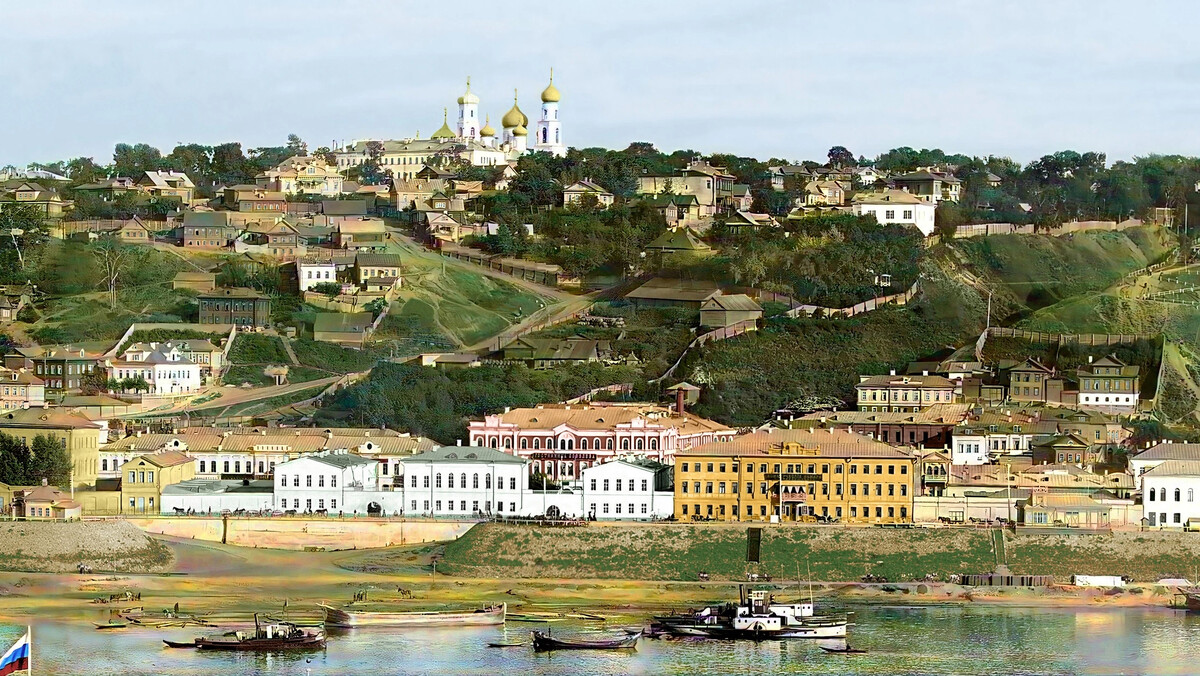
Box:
xmin=807 ymin=559 xmax=814 ymax=606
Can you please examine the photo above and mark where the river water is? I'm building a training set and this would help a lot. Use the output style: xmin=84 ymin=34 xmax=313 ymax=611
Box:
xmin=3 ymin=604 xmax=1199 ymax=675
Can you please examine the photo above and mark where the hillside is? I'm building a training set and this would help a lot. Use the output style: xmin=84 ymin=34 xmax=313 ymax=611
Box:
xmin=439 ymin=523 xmax=1200 ymax=584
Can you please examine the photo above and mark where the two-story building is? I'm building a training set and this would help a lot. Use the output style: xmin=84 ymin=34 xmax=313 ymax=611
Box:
xmin=0 ymin=181 xmax=70 ymax=219
xmin=4 ymin=345 xmax=106 ymax=396
xmin=580 ymin=459 xmax=673 ymax=520
xmin=137 ymin=170 xmax=195 ymax=203
xmin=106 ymin=343 xmax=202 ymax=395
xmin=851 ymin=189 xmax=937 ymax=236
xmin=637 ymin=159 xmax=736 ymax=218
xmin=856 ymin=371 xmax=957 ymax=413
xmin=1130 ymin=442 xmax=1200 ymax=490
xmin=401 ymin=445 xmax=529 ymax=517
xmin=181 ymin=211 xmax=240 ymax=250
xmin=1076 ymin=355 xmax=1140 ymax=412
xmin=0 ymin=367 xmax=45 ymax=410
xmin=0 ymin=407 xmax=105 ymax=487
xmin=256 ymin=155 xmax=344 ymax=196
xmin=197 ymin=288 xmax=271 ymax=328
xmin=1007 ymin=358 xmax=1060 ymax=404
xmin=119 ymin=339 xmax=223 ymax=380
xmin=274 ymin=451 xmax=389 ymax=515
xmin=121 ymin=450 xmax=196 ymax=514
xmin=223 ymin=185 xmax=287 ymax=213
xmin=336 ymin=219 xmax=388 ymax=251
xmin=242 ymin=219 xmax=303 ymax=260
xmin=891 ymin=170 xmax=961 ymax=203
xmin=563 ymin=180 xmax=615 ymax=208
xmin=673 ymin=428 xmax=916 ymax=524
xmin=1142 ymin=460 xmax=1200 ymax=529
xmin=354 ymin=253 xmax=402 ymax=289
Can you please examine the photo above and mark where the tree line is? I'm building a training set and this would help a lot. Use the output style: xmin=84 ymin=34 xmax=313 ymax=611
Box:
xmin=0 ymin=433 xmax=74 ymax=488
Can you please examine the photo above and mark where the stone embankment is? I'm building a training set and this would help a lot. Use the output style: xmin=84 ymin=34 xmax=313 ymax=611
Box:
xmin=0 ymin=520 xmax=174 ymax=573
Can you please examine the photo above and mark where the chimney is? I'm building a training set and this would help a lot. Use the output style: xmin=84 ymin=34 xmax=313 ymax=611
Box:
xmin=456 ymin=439 xmax=461 ymax=446
xmin=1088 ymin=355 xmax=1093 ymax=364
xmin=922 ymin=370 xmax=929 ymax=377
xmin=890 ymin=369 xmax=896 ymax=376
xmin=41 ymin=478 xmax=47 ymax=486
xmin=675 ymin=388 xmax=686 ymax=416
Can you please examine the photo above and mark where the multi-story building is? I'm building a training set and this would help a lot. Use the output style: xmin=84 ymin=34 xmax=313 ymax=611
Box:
xmin=468 ymin=403 xmax=735 ymax=480
xmin=181 ymin=211 xmax=240 ymax=249
xmin=400 ymin=445 xmax=529 ymax=517
xmin=851 ymin=189 xmax=937 ymax=236
xmin=0 ymin=367 xmax=45 ymax=410
xmin=354 ymin=253 xmax=402 ymax=288
xmin=637 ymin=160 xmax=736 ymax=218
xmin=137 ymin=170 xmax=195 ymax=203
xmin=0 ymin=181 xmax=70 ymax=219
xmin=105 ymin=343 xmax=202 ymax=395
xmin=255 ymin=155 xmax=344 ymax=196
xmin=562 ymin=180 xmax=614 ymax=208
xmin=579 ymin=459 xmax=673 ymax=520
xmin=120 ymin=450 xmax=196 ymax=514
xmin=4 ymin=345 xmax=106 ymax=396
xmin=673 ymin=428 xmax=916 ymax=524
xmin=223 ymin=185 xmax=287 ymax=213
xmin=275 ymin=451 xmax=384 ymax=515
xmin=0 ymin=407 xmax=105 ymax=487
xmin=197 ymin=287 xmax=271 ymax=327
xmin=856 ymin=370 xmax=957 ymax=413
xmin=1130 ymin=442 xmax=1200 ymax=490
xmin=890 ymin=170 xmax=961 ymax=203
xmin=241 ymin=220 xmax=302 ymax=260
xmin=1076 ymin=355 xmax=1140 ymax=412
xmin=1007 ymin=358 xmax=1059 ymax=404
xmin=790 ymin=403 xmax=970 ymax=449
xmin=1142 ymin=460 xmax=1200 ymax=529
xmin=119 ymin=339 xmax=223 ymax=379
xmin=335 ymin=219 xmax=388 ymax=251
xmin=298 ymin=258 xmax=339 ymax=292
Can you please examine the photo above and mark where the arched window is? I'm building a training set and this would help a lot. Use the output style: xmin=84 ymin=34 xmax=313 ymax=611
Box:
xmin=520 ymin=438 xmax=527 ymax=450
xmin=635 ymin=438 xmax=644 ymax=450
xmin=542 ymin=128 xmax=548 ymax=143
xmin=564 ymin=438 xmax=573 ymax=450
xmin=489 ymin=437 xmax=498 ymax=448
xmin=579 ymin=438 xmax=589 ymax=450
xmin=460 ymin=473 xmax=467 ymax=488
xmin=606 ymin=438 xmax=614 ymax=450
xmin=533 ymin=438 xmax=541 ymax=450
xmin=548 ymin=437 xmax=557 ymax=450
xmin=473 ymin=473 xmax=479 ymax=488
xmin=504 ymin=438 xmax=513 ymax=449
xmin=436 ymin=473 xmax=443 ymax=488
xmin=621 ymin=439 xmax=630 ymax=450
xmin=447 ymin=474 xmax=454 ymax=488
xmin=485 ymin=474 xmax=492 ymax=489
xmin=649 ymin=438 xmax=658 ymax=450
xmin=1176 ymin=488 xmax=1182 ymax=502
xmin=1161 ymin=488 xmax=1167 ymax=501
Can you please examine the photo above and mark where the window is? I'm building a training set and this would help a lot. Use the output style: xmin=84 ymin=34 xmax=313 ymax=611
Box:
xmin=850 ymin=465 xmax=857 ymax=475
xmin=306 ymin=475 xmax=312 ymax=487
xmin=641 ymin=479 xmax=648 ymax=491
xmin=293 ymin=476 xmax=299 ymax=487
xmin=306 ymin=499 xmax=312 ymax=511
xmin=473 ymin=474 xmax=479 ymax=489
xmin=705 ymin=482 xmax=713 ymax=494
xmin=129 ymin=471 xmax=136 ymax=483
xmin=510 ymin=477 xmax=516 ymax=490
xmin=1176 ymin=489 xmax=1183 ymax=502
xmin=448 ymin=474 xmax=454 ymax=489
xmin=603 ymin=479 xmax=610 ymax=491
xmin=460 ymin=473 xmax=467 ymax=488
xmin=485 ymin=474 xmax=492 ymax=489
xmin=682 ymin=482 xmax=689 ymax=494
xmin=603 ymin=503 xmax=609 ymax=514
xmin=436 ymin=501 xmax=442 ymax=511
xmin=616 ymin=479 xmax=623 ymax=491
xmin=319 ymin=476 xmax=325 ymax=488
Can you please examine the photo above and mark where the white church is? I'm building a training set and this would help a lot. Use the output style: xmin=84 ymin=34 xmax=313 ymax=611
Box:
xmin=333 ymin=72 xmax=566 ymax=180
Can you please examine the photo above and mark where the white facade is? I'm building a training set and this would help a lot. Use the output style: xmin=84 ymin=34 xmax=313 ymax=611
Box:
xmin=275 ymin=452 xmax=397 ymax=515
xmin=951 ymin=430 xmax=1034 ymax=465
xmin=854 ymin=199 xmax=937 ymax=236
xmin=401 ymin=446 xmax=529 ymax=517
xmin=1142 ymin=463 xmax=1200 ymax=528
xmin=161 ymin=480 xmax=274 ymax=515
xmin=298 ymin=261 xmax=338 ymax=291
xmin=577 ymin=460 xmax=672 ymax=520
xmin=107 ymin=345 xmax=201 ymax=395
xmin=534 ymin=99 xmax=565 ymax=157
xmin=1078 ymin=391 xmax=1138 ymax=412
xmin=457 ymin=79 xmax=481 ymax=142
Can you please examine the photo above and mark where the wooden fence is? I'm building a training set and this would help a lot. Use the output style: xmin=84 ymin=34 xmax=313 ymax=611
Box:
xmin=983 ymin=326 xmax=1158 ymax=347
xmin=651 ymin=318 xmax=759 ymax=384
xmin=784 ymin=282 xmax=919 ymax=318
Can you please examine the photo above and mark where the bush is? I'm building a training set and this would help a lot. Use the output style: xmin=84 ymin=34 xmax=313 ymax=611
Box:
xmin=228 ymin=334 xmax=289 ymax=364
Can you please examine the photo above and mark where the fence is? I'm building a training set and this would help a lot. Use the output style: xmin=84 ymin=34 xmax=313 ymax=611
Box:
xmin=982 ymin=326 xmax=1158 ymax=347
xmin=651 ymin=318 xmax=759 ymax=384
xmin=487 ymin=307 xmax=591 ymax=352
xmin=563 ymin=383 xmax=635 ymax=404
xmin=302 ymin=289 xmax=393 ymax=313
xmin=437 ymin=242 xmax=566 ymax=288
xmin=784 ymin=282 xmax=919 ymax=318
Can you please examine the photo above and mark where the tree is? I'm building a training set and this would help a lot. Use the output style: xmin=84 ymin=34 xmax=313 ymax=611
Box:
xmin=65 ymin=157 xmax=106 ymax=184
xmin=90 ymin=237 xmax=137 ymax=309
xmin=286 ymin=134 xmax=308 ymax=156
xmin=349 ymin=141 xmax=388 ymax=186
xmin=315 ymin=146 xmax=337 ymax=167
xmin=79 ymin=369 xmax=110 ymax=396
xmin=112 ymin=143 xmax=163 ymax=176
xmin=0 ymin=202 xmax=49 ymax=276
xmin=29 ymin=435 xmax=73 ymax=487
xmin=211 ymin=142 xmax=251 ymax=186
xmin=827 ymin=146 xmax=855 ymax=169
xmin=0 ymin=433 xmax=32 ymax=485
xmin=311 ymin=282 xmax=342 ymax=298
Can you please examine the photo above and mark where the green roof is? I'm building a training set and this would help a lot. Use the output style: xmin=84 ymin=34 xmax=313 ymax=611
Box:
xmin=314 ymin=312 xmax=372 ymax=334
xmin=644 ymin=227 xmax=711 ymax=252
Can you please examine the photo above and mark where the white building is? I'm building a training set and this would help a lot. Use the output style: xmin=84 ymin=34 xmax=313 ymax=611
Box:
xmin=456 ymin=78 xmax=482 ymax=142
xmin=578 ymin=459 xmax=673 ymax=520
xmin=106 ymin=344 xmax=201 ymax=395
xmin=533 ymin=71 xmax=566 ymax=157
xmin=1130 ymin=442 xmax=1200 ymax=490
xmin=401 ymin=445 xmax=529 ymax=518
xmin=851 ymin=189 xmax=937 ymax=236
xmin=1142 ymin=461 xmax=1200 ymax=529
xmin=275 ymin=451 xmax=398 ymax=515
xmin=951 ymin=425 xmax=1034 ymax=465
xmin=297 ymin=259 xmax=338 ymax=291
xmin=161 ymin=479 xmax=274 ymax=515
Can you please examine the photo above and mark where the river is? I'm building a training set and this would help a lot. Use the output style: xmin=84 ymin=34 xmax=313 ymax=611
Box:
xmin=3 ymin=604 xmax=1198 ymax=675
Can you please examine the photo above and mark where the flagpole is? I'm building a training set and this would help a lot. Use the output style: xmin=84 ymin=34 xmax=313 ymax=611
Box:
xmin=26 ymin=626 xmax=30 ymax=676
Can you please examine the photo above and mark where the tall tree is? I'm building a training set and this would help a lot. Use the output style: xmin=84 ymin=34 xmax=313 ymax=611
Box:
xmin=91 ymin=238 xmax=137 ymax=309
xmin=112 ymin=143 xmax=163 ymax=177
xmin=0 ymin=202 xmax=49 ymax=275
xmin=28 ymin=435 xmax=73 ymax=487
xmin=65 ymin=157 xmax=106 ymax=184
xmin=286 ymin=134 xmax=308 ymax=156
xmin=827 ymin=146 xmax=855 ymax=169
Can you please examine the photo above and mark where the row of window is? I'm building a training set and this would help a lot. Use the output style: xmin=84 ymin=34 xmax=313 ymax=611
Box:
xmin=423 ymin=473 xmax=516 ymax=490
xmin=1148 ymin=488 xmax=1195 ymax=503
xmin=679 ymin=462 xmax=908 ymax=476
xmin=681 ymin=481 xmax=907 ymax=497
xmin=279 ymin=474 xmax=337 ymax=488
xmin=860 ymin=389 xmax=952 ymax=402
xmin=287 ymin=498 xmax=336 ymax=511
xmin=681 ymin=503 xmax=909 ymax=519
xmin=592 ymin=502 xmax=648 ymax=515
xmin=1082 ymin=379 xmax=1133 ymax=391
xmin=589 ymin=478 xmax=650 ymax=492
xmin=128 ymin=470 xmax=154 ymax=484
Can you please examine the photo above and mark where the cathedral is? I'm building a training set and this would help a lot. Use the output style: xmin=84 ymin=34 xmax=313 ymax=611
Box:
xmin=332 ymin=72 xmax=565 ymax=181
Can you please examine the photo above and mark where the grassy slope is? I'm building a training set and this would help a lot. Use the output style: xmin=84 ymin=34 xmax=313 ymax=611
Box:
xmin=440 ymin=523 xmax=1200 ymax=583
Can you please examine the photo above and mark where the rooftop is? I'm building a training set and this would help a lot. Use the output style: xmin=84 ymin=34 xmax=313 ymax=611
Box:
xmin=407 ymin=445 xmax=528 ymax=465
xmin=680 ymin=428 xmax=911 ymax=459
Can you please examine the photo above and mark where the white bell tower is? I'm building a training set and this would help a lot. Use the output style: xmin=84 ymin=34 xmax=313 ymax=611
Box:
xmin=534 ymin=69 xmax=566 ymax=157
xmin=457 ymin=77 xmax=480 ymax=142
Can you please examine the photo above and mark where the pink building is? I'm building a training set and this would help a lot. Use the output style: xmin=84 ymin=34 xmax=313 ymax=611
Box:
xmin=467 ymin=403 xmax=734 ymax=481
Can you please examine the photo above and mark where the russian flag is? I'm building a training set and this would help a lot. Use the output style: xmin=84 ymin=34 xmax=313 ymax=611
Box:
xmin=0 ymin=631 xmax=29 ymax=676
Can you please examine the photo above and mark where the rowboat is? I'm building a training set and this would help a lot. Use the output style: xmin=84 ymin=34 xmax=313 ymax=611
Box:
xmin=531 ymin=630 xmax=640 ymax=652
xmin=320 ymin=603 xmax=505 ymax=628
xmin=162 ymin=640 xmax=197 ymax=649
xmin=93 ymin=621 xmax=127 ymax=630
xmin=821 ymin=644 xmax=868 ymax=654
xmin=486 ymin=641 xmax=524 ymax=648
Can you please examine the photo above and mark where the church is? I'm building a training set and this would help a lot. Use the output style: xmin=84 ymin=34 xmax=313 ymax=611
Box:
xmin=333 ymin=72 xmax=566 ymax=181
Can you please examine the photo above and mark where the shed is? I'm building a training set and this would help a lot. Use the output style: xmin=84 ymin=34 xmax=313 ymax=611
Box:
xmin=699 ymin=294 xmax=762 ymax=328
xmin=313 ymin=312 xmax=373 ymax=348
xmin=624 ymin=278 xmax=721 ymax=309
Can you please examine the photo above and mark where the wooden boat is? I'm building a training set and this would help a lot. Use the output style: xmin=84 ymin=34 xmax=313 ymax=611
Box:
xmin=320 ymin=602 xmax=505 ymax=628
xmin=93 ymin=621 xmax=127 ymax=630
xmin=162 ymin=640 xmax=197 ymax=649
xmin=531 ymin=630 xmax=640 ymax=652
xmin=821 ymin=644 xmax=868 ymax=654
xmin=486 ymin=641 xmax=524 ymax=648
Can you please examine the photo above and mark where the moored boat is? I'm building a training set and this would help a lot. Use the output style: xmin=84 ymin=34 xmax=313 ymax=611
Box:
xmin=171 ymin=614 xmax=325 ymax=651
xmin=821 ymin=644 xmax=868 ymax=654
xmin=320 ymin=602 xmax=505 ymax=628
xmin=531 ymin=630 xmax=640 ymax=651
xmin=657 ymin=588 xmax=848 ymax=640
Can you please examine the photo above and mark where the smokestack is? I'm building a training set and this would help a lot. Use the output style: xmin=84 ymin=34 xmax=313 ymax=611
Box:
xmin=675 ymin=388 xmax=685 ymax=416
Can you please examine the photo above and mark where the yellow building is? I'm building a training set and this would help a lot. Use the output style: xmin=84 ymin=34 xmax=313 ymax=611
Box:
xmin=674 ymin=428 xmax=916 ymax=524
xmin=0 ymin=407 xmax=104 ymax=487
xmin=121 ymin=450 xmax=195 ymax=514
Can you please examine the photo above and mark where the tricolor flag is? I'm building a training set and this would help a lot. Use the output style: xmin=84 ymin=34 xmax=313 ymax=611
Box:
xmin=0 ymin=629 xmax=29 ymax=676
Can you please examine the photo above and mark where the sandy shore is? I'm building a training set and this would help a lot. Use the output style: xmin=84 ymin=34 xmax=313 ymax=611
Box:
xmin=0 ymin=535 xmax=1185 ymax=630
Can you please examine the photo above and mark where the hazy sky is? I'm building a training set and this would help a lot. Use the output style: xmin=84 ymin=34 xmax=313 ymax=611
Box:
xmin=3 ymin=1 xmax=1198 ymax=168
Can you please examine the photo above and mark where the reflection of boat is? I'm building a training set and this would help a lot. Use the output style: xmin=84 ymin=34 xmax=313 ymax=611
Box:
xmin=531 ymin=630 xmax=640 ymax=651
xmin=169 ymin=614 xmax=325 ymax=651
xmin=821 ymin=644 xmax=868 ymax=654
xmin=320 ymin=603 xmax=505 ymax=628
xmin=93 ymin=621 xmax=127 ymax=630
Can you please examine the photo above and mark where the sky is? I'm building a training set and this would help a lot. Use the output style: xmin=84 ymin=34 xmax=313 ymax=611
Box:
xmin=3 ymin=0 xmax=1199 ymax=169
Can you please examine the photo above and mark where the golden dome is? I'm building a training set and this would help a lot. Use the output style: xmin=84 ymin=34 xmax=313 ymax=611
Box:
xmin=501 ymin=89 xmax=528 ymax=128
xmin=431 ymin=108 xmax=456 ymax=140
xmin=457 ymin=76 xmax=479 ymax=105
xmin=479 ymin=115 xmax=495 ymax=137
xmin=540 ymin=68 xmax=560 ymax=103
xmin=512 ymin=125 xmax=528 ymax=137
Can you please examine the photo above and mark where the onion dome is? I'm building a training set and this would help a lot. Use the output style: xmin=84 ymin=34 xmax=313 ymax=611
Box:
xmin=512 ymin=125 xmax=528 ymax=137
xmin=540 ymin=68 xmax=560 ymax=103
xmin=501 ymin=89 xmax=528 ymax=128
xmin=457 ymin=76 xmax=479 ymax=105
xmin=431 ymin=108 xmax=456 ymax=140
xmin=479 ymin=115 xmax=495 ymax=137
